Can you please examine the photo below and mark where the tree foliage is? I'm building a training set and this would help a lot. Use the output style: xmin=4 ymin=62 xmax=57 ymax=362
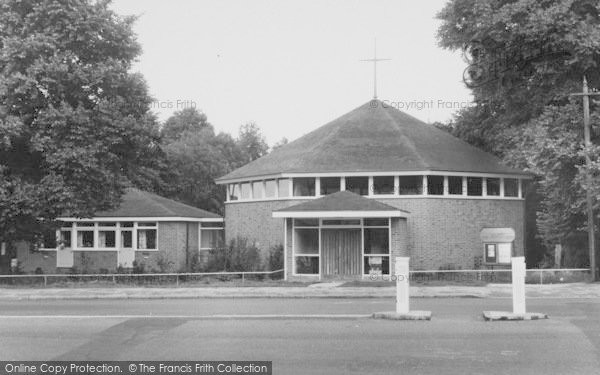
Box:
xmin=160 ymin=108 xmax=269 ymax=214
xmin=438 ymin=0 xmax=600 ymax=266
xmin=0 ymin=0 xmax=165 ymax=248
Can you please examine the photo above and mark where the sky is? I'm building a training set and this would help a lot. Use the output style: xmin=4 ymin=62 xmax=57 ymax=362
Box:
xmin=110 ymin=0 xmax=472 ymax=146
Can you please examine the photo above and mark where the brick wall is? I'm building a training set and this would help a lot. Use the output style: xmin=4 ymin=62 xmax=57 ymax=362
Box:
xmin=377 ymin=198 xmax=525 ymax=270
xmin=225 ymin=200 xmax=310 ymax=255
xmin=227 ymin=197 xmax=525 ymax=274
xmin=135 ymin=222 xmax=198 ymax=273
xmin=12 ymin=222 xmax=201 ymax=274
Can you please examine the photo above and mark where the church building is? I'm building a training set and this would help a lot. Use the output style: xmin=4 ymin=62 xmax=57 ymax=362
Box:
xmin=216 ymin=100 xmax=530 ymax=281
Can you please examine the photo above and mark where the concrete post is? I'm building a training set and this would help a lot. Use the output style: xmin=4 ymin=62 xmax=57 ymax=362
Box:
xmin=396 ymin=257 xmax=410 ymax=314
xmin=512 ymin=256 xmax=526 ymax=314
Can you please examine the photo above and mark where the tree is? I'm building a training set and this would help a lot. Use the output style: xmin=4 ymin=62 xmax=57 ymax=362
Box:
xmin=437 ymin=0 xmax=600 ymax=266
xmin=161 ymin=108 xmax=247 ymax=213
xmin=160 ymin=107 xmax=211 ymax=143
xmin=237 ymin=122 xmax=268 ymax=164
xmin=0 ymin=0 xmax=164 ymax=251
xmin=272 ymin=137 xmax=289 ymax=151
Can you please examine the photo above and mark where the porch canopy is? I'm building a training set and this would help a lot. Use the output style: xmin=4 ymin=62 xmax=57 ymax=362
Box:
xmin=272 ymin=191 xmax=409 ymax=218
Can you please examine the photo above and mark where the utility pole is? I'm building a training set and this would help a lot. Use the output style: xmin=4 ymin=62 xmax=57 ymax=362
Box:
xmin=571 ymin=76 xmax=600 ymax=281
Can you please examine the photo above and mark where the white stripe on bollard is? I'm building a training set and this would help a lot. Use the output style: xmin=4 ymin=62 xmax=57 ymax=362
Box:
xmin=512 ymin=256 xmax=526 ymax=314
xmin=396 ymin=257 xmax=410 ymax=314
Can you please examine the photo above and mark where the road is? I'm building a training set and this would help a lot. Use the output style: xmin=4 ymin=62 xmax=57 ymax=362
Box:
xmin=1 ymin=298 xmax=599 ymax=374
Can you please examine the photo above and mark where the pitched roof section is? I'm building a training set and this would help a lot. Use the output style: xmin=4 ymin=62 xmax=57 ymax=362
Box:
xmin=218 ymin=99 xmax=527 ymax=182
xmin=272 ymin=191 xmax=409 ymax=218
xmin=92 ymin=188 xmax=222 ymax=219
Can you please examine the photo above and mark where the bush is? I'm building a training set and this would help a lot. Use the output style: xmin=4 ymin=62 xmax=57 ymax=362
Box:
xmin=204 ymin=237 xmax=262 ymax=272
xmin=266 ymin=244 xmax=284 ymax=271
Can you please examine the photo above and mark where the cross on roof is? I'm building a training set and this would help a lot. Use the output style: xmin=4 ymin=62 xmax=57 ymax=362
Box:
xmin=360 ymin=38 xmax=390 ymax=99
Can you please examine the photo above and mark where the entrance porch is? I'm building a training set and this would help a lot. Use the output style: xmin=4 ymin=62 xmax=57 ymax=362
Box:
xmin=272 ymin=191 xmax=409 ymax=281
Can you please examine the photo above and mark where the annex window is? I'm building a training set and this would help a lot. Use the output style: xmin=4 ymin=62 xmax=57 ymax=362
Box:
xmin=200 ymin=222 xmax=224 ymax=250
xmin=59 ymin=230 xmax=72 ymax=248
xmin=293 ymin=178 xmax=316 ymax=197
xmin=98 ymin=222 xmax=116 ymax=249
xmin=448 ymin=176 xmax=463 ymax=195
xmin=363 ymin=220 xmax=390 ymax=275
xmin=240 ymin=182 xmax=252 ymax=200
xmin=484 ymin=243 xmax=512 ymax=264
xmin=486 ymin=178 xmax=500 ymax=196
xmin=320 ymin=177 xmax=340 ymax=195
xmin=399 ymin=176 xmax=423 ymax=195
xmin=346 ymin=177 xmax=369 ymax=196
xmin=137 ymin=222 xmax=157 ymax=250
xmin=504 ymin=178 xmax=519 ymax=197
xmin=278 ymin=179 xmax=291 ymax=198
xmin=77 ymin=230 xmax=94 ymax=248
xmin=467 ymin=177 xmax=483 ymax=196
xmin=98 ymin=230 xmax=116 ymax=248
xmin=121 ymin=230 xmax=133 ymax=249
xmin=373 ymin=176 xmax=395 ymax=195
xmin=264 ymin=180 xmax=277 ymax=198
xmin=228 ymin=184 xmax=240 ymax=201
xmin=427 ymin=176 xmax=444 ymax=195
xmin=252 ymin=181 xmax=264 ymax=199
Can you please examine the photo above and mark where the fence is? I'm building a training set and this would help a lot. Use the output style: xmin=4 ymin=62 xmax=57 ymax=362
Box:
xmin=0 ymin=268 xmax=591 ymax=287
xmin=407 ymin=268 xmax=591 ymax=285
xmin=0 ymin=269 xmax=285 ymax=287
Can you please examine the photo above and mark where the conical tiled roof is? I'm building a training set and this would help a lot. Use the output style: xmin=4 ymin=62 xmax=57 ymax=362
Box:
xmin=217 ymin=99 xmax=526 ymax=182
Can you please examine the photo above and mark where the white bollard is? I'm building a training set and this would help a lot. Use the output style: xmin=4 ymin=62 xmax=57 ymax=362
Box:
xmin=512 ymin=256 xmax=526 ymax=314
xmin=395 ymin=257 xmax=410 ymax=314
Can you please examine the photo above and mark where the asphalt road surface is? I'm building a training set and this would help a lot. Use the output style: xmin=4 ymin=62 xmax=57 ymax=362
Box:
xmin=1 ymin=298 xmax=599 ymax=374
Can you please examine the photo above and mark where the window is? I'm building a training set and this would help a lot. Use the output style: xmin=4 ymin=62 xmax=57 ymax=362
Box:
xmin=364 ymin=220 xmax=390 ymax=275
xmin=76 ymin=222 xmax=95 ymax=227
xmin=294 ymin=226 xmax=319 ymax=275
xmin=504 ymin=178 xmax=519 ymax=197
xmin=485 ymin=243 xmax=512 ymax=264
xmin=121 ymin=230 xmax=133 ymax=248
xmin=278 ymin=179 xmax=290 ymax=197
xmin=228 ymin=184 xmax=240 ymax=201
xmin=296 ymin=257 xmax=319 ymax=274
xmin=448 ymin=176 xmax=463 ymax=195
xmin=373 ymin=176 xmax=395 ymax=195
xmin=294 ymin=218 xmax=318 ymax=227
xmin=467 ymin=177 xmax=482 ymax=196
xmin=200 ymin=222 xmax=224 ymax=250
xmin=322 ymin=219 xmax=361 ymax=226
xmin=200 ymin=230 xmax=223 ymax=250
xmin=137 ymin=223 xmax=157 ymax=250
xmin=399 ymin=176 xmax=423 ymax=195
xmin=346 ymin=177 xmax=369 ymax=196
xmin=240 ymin=182 xmax=252 ymax=200
xmin=364 ymin=218 xmax=388 ymax=227
xmin=293 ymin=178 xmax=315 ymax=197
xmin=77 ymin=230 xmax=94 ymax=248
xmin=265 ymin=180 xmax=277 ymax=198
xmin=121 ymin=222 xmax=134 ymax=228
xmin=427 ymin=176 xmax=444 ymax=195
xmin=294 ymin=229 xmax=319 ymax=254
xmin=486 ymin=178 xmax=500 ymax=196
xmin=252 ymin=181 xmax=264 ymax=199
xmin=59 ymin=230 xmax=71 ymax=248
xmin=320 ymin=177 xmax=340 ymax=195
xmin=98 ymin=230 xmax=116 ymax=248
